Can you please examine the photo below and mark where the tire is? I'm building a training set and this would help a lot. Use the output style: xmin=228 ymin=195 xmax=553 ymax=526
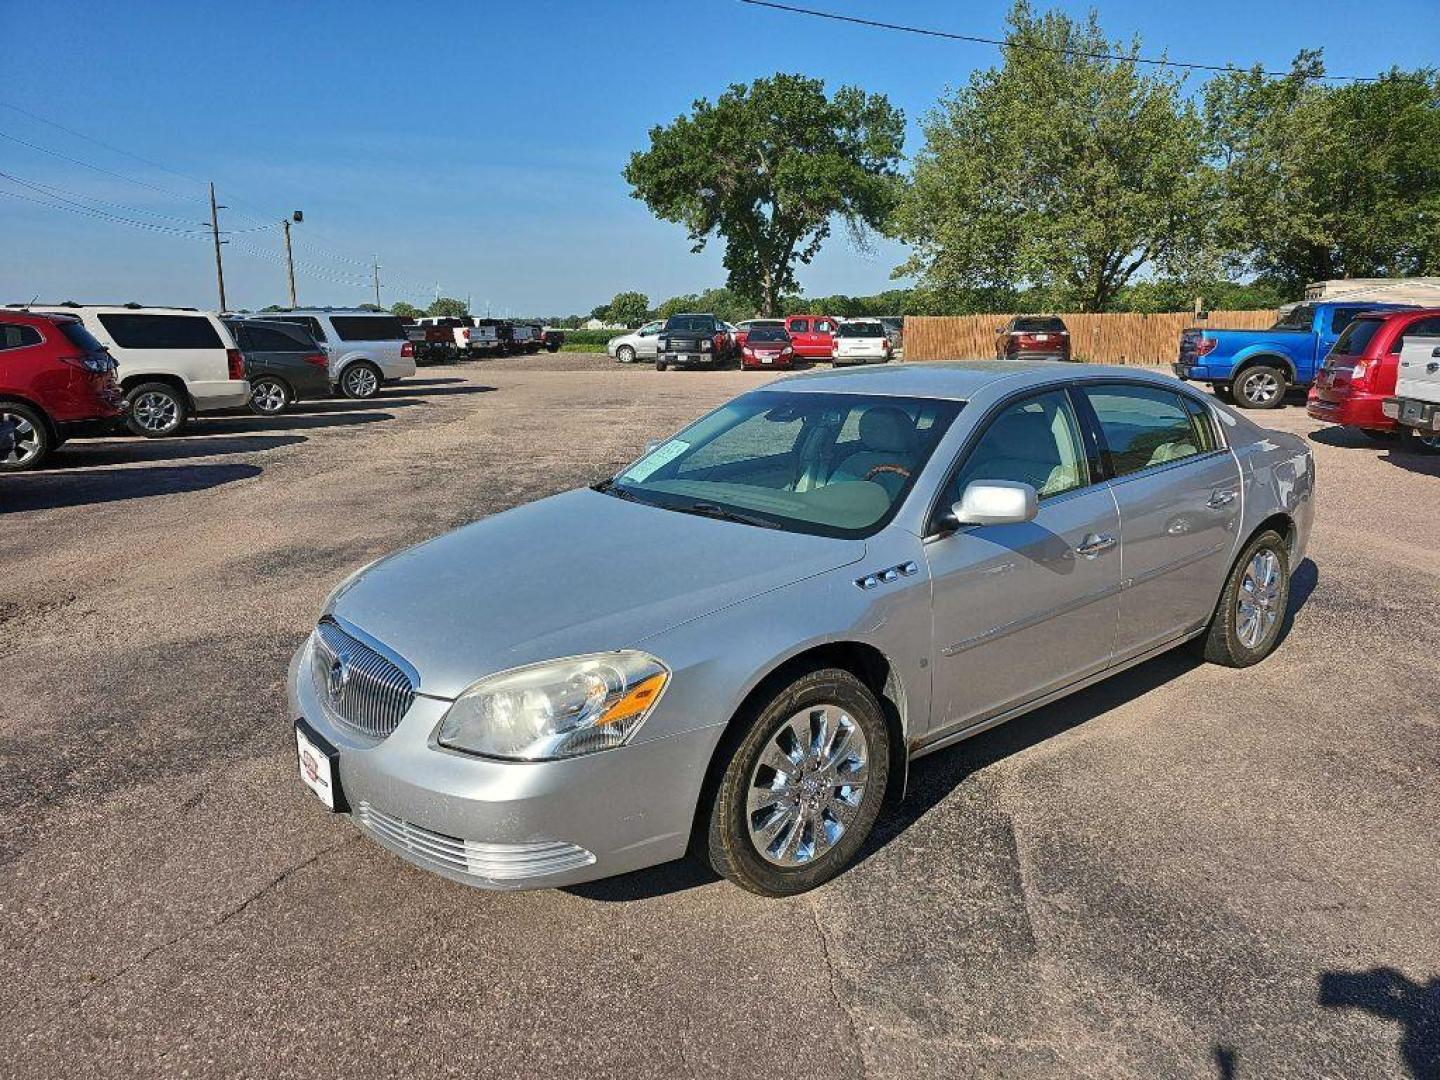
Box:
xmin=248 ymin=376 xmax=292 ymax=416
xmin=1233 ymin=365 xmax=1287 ymax=409
xmin=1398 ymin=426 xmax=1440 ymax=455
xmin=1212 ymin=383 xmax=1235 ymax=404
xmin=125 ymin=382 xmax=188 ymax=438
xmin=656 ymin=359 xmax=668 ymax=371
xmin=616 ymin=345 xmax=635 ymax=364
xmin=1197 ymin=529 xmax=1291 ymax=667
xmin=340 ymin=361 xmax=381 ymax=400
xmin=705 ymin=667 xmax=890 ymax=897
xmin=0 ymin=402 xmax=52 ymax=471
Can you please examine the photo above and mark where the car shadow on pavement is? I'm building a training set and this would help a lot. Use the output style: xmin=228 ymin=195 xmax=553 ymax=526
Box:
xmin=379 ymin=385 xmax=498 ymax=401
xmin=404 ymin=376 xmax=467 ymax=386
xmin=1 ymin=462 xmax=262 ymax=513
xmin=570 ymin=557 xmax=1319 ymax=904
xmin=1317 ymin=967 xmax=1440 ymax=1079
xmin=1379 ymin=446 xmax=1440 ymax=478
xmin=187 ymin=410 xmax=398 ymax=435
xmin=1307 ymin=425 xmax=1393 ymax=450
xmin=44 ymin=434 xmax=306 ymax=468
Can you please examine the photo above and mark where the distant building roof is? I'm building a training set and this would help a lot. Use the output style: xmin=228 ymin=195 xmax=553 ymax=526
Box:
xmin=1303 ymin=278 xmax=1440 ymax=305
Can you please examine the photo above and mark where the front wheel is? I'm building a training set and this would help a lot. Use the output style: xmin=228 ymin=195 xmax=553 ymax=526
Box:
xmin=1197 ymin=529 xmax=1291 ymax=667
xmin=340 ymin=362 xmax=381 ymax=400
xmin=1233 ymin=366 xmax=1287 ymax=409
xmin=705 ymin=667 xmax=890 ymax=896
xmin=616 ymin=345 xmax=635 ymax=364
xmin=0 ymin=402 xmax=52 ymax=471
xmin=1399 ymin=426 xmax=1440 ymax=455
xmin=126 ymin=382 xmax=188 ymax=437
xmin=655 ymin=359 xmax=668 ymax=371
xmin=248 ymin=376 xmax=292 ymax=416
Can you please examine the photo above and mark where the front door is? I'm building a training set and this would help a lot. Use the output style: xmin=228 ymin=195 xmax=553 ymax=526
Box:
xmin=925 ymin=389 xmax=1121 ymax=735
xmin=1078 ymin=382 xmax=1242 ymax=657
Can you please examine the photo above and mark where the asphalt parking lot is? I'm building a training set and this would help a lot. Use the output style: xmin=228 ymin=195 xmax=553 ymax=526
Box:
xmin=3 ymin=353 xmax=1437 ymax=1080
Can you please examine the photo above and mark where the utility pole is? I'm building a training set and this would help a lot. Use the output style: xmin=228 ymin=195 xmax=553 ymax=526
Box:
xmin=208 ymin=181 xmax=227 ymax=312
xmin=372 ymin=255 xmax=382 ymax=308
xmin=282 ymin=218 xmax=298 ymax=308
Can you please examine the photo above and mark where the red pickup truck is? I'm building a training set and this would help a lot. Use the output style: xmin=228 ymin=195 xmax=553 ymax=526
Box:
xmin=783 ymin=315 xmax=840 ymax=360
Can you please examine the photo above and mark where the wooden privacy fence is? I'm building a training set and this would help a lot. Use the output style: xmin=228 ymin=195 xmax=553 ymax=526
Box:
xmin=902 ymin=310 xmax=1277 ymax=366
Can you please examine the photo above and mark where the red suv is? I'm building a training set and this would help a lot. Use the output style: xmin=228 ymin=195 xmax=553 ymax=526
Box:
xmin=783 ymin=315 xmax=840 ymax=359
xmin=1308 ymin=308 xmax=1440 ymax=436
xmin=996 ymin=315 xmax=1073 ymax=362
xmin=0 ymin=311 xmax=125 ymax=470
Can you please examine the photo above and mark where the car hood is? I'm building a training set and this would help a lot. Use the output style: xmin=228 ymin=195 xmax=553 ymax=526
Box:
xmin=328 ymin=488 xmax=866 ymax=699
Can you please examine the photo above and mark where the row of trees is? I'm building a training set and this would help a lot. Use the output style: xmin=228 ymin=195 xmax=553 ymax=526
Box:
xmin=624 ymin=1 xmax=1440 ymax=315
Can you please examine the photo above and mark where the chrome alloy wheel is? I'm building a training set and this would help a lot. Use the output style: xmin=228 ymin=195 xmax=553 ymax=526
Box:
xmin=1 ymin=411 xmax=42 ymax=466
xmin=1240 ymin=370 xmax=1281 ymax=406
xmin=1236 ymin=548 xmax=1282 ymax=649
xmin=343 ymin=365 xmax=379 ymax=398
xmin=132 ymin=390 xmax=179 ymax=434
xmin=250 ymin=380 xmax=287 ymax=414
xmin=746 ymin=704 xmax=869 ymax=867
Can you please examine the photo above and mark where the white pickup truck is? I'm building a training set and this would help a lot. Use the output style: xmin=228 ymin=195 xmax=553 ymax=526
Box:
xmin=1382 ymin=335 xmax=1440 ymax=453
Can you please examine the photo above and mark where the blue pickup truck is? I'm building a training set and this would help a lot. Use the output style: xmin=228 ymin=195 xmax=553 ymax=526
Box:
xmin=1173 ymin=301 xmax=1416 ymax=409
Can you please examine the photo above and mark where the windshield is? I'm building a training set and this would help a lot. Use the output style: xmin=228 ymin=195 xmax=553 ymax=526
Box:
xmin=665 ymin=315 xmax=715 ymax=333
xmin=1330 ymin=317 xmax=1384 ymax=358
xmin=747 ymin=328 xmax=789 ymax=343
xmin=838 ymin=322 xmax=884 ymax=337
xmin=607 ymin=390 xmax=962 ymax=538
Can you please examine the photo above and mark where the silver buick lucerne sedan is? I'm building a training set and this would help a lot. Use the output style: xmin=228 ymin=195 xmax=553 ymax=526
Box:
xmin=289 ymin=362 xmax=1313 ymax=896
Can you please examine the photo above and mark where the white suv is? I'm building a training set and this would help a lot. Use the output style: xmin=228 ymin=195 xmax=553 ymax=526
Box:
xmin=247 ymin=309 xmax=416 ymax=399
xmin=14 ymin=304 xmax=248 ymax=437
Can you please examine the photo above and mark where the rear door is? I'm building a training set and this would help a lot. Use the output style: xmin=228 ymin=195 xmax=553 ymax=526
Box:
xmin=1078 ymin=382 xmax=1240 ymax=658
xmin=94 ymin=312 xmax=231 ymax=400
xmin=787 ymin=317 xmax=811 ymax=354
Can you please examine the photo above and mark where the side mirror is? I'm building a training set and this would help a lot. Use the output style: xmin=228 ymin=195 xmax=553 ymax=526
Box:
xmin=953 ymin=480 xmax=1038 ymax=527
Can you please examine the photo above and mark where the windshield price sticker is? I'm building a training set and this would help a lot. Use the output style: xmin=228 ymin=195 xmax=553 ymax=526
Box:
xmin=623 ymin=440 xmax=689 ymax=482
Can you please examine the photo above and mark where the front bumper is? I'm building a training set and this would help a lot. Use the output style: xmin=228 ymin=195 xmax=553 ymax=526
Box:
xmin=1383 ymin=396 xmax=1440 ymax=431
xmin=660 ymin=350 xmax=720 ymax=367
xmin=286 ymin=637 xmax=719 ymax=890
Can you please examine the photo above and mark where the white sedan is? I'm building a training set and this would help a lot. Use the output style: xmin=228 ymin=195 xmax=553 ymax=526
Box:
xmin=832 ymin=320 xmax=893 ymax=366
xmin=607 ymin=320 xmax=664 ymax=363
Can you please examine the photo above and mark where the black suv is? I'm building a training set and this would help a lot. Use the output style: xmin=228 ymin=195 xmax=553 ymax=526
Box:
xmin=657 ymin=313 xmax=731 ymax=371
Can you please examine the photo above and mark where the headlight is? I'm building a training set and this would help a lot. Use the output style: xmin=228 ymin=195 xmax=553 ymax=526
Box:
xmin=437 ymin=652 xmax=670 ymax=760
xmin=700 ymin=339 xmax=712 ymax=351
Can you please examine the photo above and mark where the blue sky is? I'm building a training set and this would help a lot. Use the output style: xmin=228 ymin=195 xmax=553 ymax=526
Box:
xmin=3 ymin=0 xmax=1436 ymax=314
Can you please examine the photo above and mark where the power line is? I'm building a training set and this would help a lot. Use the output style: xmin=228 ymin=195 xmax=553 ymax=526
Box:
xmin=0 ymin=170 xmax=276 ymax=232
xmin=737 ymin=0 xmax=1378 ymax=82
xmin=0 ymin=181 xmax=212 ymax=237
xmin=0 ymin=128 xmax=209 ymax=202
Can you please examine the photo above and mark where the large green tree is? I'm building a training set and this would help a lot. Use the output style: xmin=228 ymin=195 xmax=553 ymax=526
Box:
xmin=625 ymin=73 xmax=904 ymax=315
xmin=892 ymin=2 xmax=1210 ymax=312
xmin=427 ymin=296 xmax=469 ymax=318
xmin=604 ymin=290 xmax=651 ymax=327
xmin=1206 ymin=56 xmax=1440 ymax=291
xmin=390 ymin=301 xmax=423 ymax=318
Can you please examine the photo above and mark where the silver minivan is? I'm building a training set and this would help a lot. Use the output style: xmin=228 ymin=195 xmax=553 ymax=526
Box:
xmin=247 ymin=309 xmax=416 ymax=399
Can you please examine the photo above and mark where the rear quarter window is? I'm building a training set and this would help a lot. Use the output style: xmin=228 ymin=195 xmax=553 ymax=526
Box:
xmin=329 ymin=316 xmax=406 ymax=342
xmin=98 ymin=313 xmax=222 ymax=350
xmin=0 ymin=323 xmax=43 ymax=350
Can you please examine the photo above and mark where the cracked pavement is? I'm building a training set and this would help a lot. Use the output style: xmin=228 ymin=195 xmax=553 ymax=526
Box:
xmin=1 ymin=355 xmax=1437 ymax=1079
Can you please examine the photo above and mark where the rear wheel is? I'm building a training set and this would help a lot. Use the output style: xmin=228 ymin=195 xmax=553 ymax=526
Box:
xmin=0 ymin=402 xmax=51 ymax=471
xmin=248 ymin=376 xmax=292 ymax=416
xmin=1198 ymin=529 xmax=1291 ymax=667
xmin=1399 ymin=426 xmax=1440 ymax=455
xmin=126 ymin=382 xmax=187 ymax=437
xmin=340 ymin=361 xmax=381 ymax=400
xmin=656 ymin=359 xmax=668 ymax=372
xmin=1233 ymin=365 xmax=1287 ymax=409
xmin=705 ymin=667 xmax=889 ymax=896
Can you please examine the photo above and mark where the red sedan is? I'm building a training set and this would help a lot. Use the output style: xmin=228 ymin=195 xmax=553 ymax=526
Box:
xmin=0 ymin=310 xmax=125 ymax=469
xmin=1308 ymin=308 xmax=1440 ymax=435
xmin=739 ymin=327 xmax=797 ymax=369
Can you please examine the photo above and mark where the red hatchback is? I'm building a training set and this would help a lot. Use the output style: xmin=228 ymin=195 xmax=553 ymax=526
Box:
xmin=1308 ymin=308 xmax=1440 ymax=435
xmin=0 ymin=311 xmax=125 ymax=470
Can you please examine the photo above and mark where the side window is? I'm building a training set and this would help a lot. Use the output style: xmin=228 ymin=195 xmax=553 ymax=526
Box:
xmin=815 ymin=319 xmax=834 ymax=334
xmin=1394 ymin=316 xmax=1440 ymax=353
xmin=947 ymin=390 xmax=1088 ymax=508
xmin=97 ymin=313 xmax=222 ymax=349
xmin=1084 ymin=384 xmax=1208 ymax=476
xmin=0 ymin=323 xmax=42 ymax=350
xmin=276 ymin=316 xmax=327 ymax=341
xmin=246 ymin=324 xmax=310 ymax=352
xmin=790 ymin=318 xmax=810 ymax=334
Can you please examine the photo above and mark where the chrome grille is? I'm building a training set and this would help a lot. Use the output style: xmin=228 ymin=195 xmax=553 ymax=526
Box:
xmin=355 ymin=802 xmax=595 ymax=882
xmin=311 ymin=618 xmax=415 ymax=740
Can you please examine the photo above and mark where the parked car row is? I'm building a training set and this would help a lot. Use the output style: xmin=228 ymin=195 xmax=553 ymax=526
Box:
xmin=608 ymin=313 xmax=901 ymax=371
xmin=0 ymin=303 xmax=421 ymax=470
xmin=401 ymin=316 xmax=563 ymax=363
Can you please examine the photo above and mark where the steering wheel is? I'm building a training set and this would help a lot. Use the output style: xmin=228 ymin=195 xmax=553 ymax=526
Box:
xmin=864 ymin=463 xmax=912 ymax=483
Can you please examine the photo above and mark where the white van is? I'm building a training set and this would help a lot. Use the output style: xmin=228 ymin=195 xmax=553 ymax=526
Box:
xmin=247 ymin=309 xmax=416 ymax=399
xmin=10 ymin=304 xmax=248 ymax=436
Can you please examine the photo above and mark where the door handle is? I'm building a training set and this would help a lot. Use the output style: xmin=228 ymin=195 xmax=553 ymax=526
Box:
xmin=1075 ymin=533 xmax=1117 ymax=558
xmin=1207 ymin=490 xmax=1237 ymax=509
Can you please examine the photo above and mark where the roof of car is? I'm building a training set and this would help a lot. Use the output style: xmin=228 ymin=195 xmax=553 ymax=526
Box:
xmin=771 ymin=360 xmax=1183 ymax=401
xmin=6 ymin=303 xmax=206 ymax=315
